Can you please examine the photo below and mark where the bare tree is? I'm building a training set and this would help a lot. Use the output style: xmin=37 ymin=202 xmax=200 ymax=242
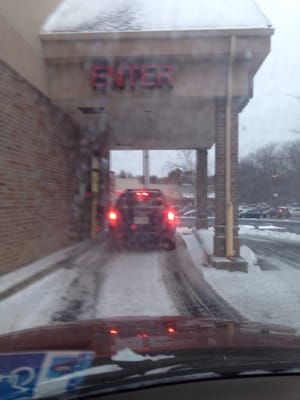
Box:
xmin=239 ymin=140 xmax=300 ymax=204
xmin=165 ymin=150 xmax=196 ymax=173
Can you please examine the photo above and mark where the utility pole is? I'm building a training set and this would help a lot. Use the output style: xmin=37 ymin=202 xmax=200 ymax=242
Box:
xmin=90 ymin=155 xmax=100 ymax=240
xmin=143 ymin=150 xmax=150 ymax=188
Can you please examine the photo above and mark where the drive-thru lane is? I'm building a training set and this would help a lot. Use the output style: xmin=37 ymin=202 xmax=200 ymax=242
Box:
xmin=0 ymin=241 xmax=179 ymax=335
xmin=0 ymin=236 xmax=242 ymax=335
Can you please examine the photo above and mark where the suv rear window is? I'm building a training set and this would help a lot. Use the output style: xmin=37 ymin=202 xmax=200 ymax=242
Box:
xmin=116 ymin=191 xmax=166 ymax=208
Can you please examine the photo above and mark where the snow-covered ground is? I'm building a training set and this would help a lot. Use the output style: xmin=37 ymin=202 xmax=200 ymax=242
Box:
xmin=95 ymin=250 xmax=178 ymax=318
xmin=1 ymin=225 xmax=299 ymax=336
xmin=239 ymin=224 xmax=300 ymax=242
xmin=183 ymin=226 xmax=300 ymax=330
xmin=0 ymin=269 xmax=77 ymax=334
xmin=0 ymin=247 xmax=178 ymax=335
xmin=0 ymin=241 xmax=88 ymax=294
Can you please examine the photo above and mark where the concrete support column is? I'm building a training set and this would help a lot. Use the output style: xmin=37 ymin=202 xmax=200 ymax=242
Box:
xmin=195 ymin=148 xmax=208 ymax=230
xmin=98 ymin=149 xmax=110 ymax=230
xmin=214 ymin=98 xmax=241 ymax=258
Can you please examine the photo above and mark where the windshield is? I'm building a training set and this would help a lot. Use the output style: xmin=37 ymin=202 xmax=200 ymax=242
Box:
xmin=1 ymin=0 xmax=300 ymax=399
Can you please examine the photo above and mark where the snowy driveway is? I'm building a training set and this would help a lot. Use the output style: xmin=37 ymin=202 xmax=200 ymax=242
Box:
xmin=2 ymin=226 xmax=300 ymax=336
xmin=0 ymin=234 xmax=240 ymax=336
xmin=0 ymin=243 xmax=179 ymax=335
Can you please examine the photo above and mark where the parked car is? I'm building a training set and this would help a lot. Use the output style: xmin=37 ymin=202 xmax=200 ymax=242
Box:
xmin=239 ymin=206 xmax=291 ymax=219
xmin=239 ymin=206 xmax=271 ymax=218
xmin=239 ymin=208 xmax=264 ymax=218
xmin=290 ymin=207 xmax=300 ymax=217
xmin=275 ymin=207 xmax=291 ymax=219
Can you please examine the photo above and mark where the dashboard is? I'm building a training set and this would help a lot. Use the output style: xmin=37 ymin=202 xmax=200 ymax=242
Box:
xmin=92 ymin=375 xmax=300 ymax=400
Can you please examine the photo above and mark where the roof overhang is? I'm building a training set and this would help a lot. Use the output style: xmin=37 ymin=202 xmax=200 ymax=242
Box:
xmin=39 ymin=27 xmax=273 ymax=150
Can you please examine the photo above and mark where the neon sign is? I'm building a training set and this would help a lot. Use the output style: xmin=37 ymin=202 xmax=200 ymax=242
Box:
xmin=91 ymin=64 xmax=174 ymax=90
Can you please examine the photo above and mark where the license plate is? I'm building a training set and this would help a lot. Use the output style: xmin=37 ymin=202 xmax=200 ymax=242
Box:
xmin=134 ymin=216 xmax=149 ymax=225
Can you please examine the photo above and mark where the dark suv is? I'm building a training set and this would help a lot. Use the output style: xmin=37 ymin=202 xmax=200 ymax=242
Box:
xmin=107 ymin=189 xmax=177 ymax=249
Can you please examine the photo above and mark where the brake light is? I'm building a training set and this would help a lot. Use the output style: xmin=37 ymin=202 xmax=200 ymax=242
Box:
xmin=136 ymin=191 xmax=149 ymax=198
xmin=166 ymin=209 xmax=177 ymax=225
xmin=109 ymin=210 xmax=118 ymax=221
xmin=109 ymin=329 xmax=118 ymax=335
xmin=108 ymin=208 xmax=119 ymax=225
xmin=168 ymin=327 xmax=176 ymax=334
xmin=167 ymin=211 xmax=175 ymax=222
xmin=137 ymin=333 xmax=149 ymax=338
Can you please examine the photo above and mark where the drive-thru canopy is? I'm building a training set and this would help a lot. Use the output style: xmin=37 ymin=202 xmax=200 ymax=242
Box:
xmin=0 ymin=0 xmax=273 ymax=271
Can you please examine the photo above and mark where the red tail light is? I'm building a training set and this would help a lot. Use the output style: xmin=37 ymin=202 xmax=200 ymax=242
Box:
xmin=167 ymin=211 xmax=175 ymax=221
xmin=109 ymin=210 xmax=118 ymax=221
xmin=136 ymin=191 xmax=149 ymax=198
xmin=166 ymin=209 xmax=177 ymax=224
xmin=168 ymin=327 xmax=176 ymax=334
xmin=137 ymin=333 xmax=149 ymax=338
xmin=108 ymin=208 xmax=119 ymax=225
xmin=109 ymin=329 xmax=118 ymax=335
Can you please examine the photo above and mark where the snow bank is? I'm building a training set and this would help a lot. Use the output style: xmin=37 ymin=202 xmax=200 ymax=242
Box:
xmin=0 ymin=270 xmax=77 ymax=335
xmin=112 ymin=348 xmax=175 ymax=362
xmin=0 ymin=241 xmax=86 ymax=295
xmin=240 ymin=224 xmax=300 ymax=242
xmin=182 ymin=231 xmax=300 ymax=330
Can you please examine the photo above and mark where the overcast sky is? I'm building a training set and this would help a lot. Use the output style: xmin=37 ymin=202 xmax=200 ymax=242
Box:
xmin=109 ymin=0 xmax=300 ymax=176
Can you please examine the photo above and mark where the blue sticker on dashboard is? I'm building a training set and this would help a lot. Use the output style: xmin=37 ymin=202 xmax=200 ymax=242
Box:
xmin=67 ymin=353 xmax=94 ymax=391
xmin=0 ymin=352 xmax=45 ymax=399
xmin=46 ymin=353 xmax=94 ymax=391
xmin=0 ymin=351 xmax=95 ymax=400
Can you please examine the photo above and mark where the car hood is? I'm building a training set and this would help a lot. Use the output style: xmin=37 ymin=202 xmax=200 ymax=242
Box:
xmin=1 ymin=317 xmax=300 ymax=399
xmin=0 ymin=316 xmax=299 ymax=356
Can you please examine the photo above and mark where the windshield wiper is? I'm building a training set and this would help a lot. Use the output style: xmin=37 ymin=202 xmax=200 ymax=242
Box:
xmin=43 ymin=347 xmax=300 ymax=399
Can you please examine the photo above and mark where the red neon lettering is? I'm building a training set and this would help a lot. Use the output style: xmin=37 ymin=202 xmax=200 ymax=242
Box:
xmin=91 ymin=66 xmax=108 ymax=88
xmin=106 ymin=66 xmax=125 ymax=88
xmin=157 ymin=65 xmax=174 ymax=87
xmin=141 ymin=65 xmax=157 ymax=87
xmin=91 ymin=64 xmax=174 ymax=89
xmin=123 ymin=65 xmax=140 ymax=88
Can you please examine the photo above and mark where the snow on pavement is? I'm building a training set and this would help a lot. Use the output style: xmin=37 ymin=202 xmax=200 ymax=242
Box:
xmin=0 ymin=241 xmax=86 ymax=295
xmin=0 ymin=269 xmax=77 ymax=335
xmin=239 ymin=224 xmax=300 ymax=242
xmin=0 ymin=246 xmax=178 ymax=335
xmin=96 ymin=250 xmax=178 ymax=318
xmin=182 ymin=229 xmax=300 ymax=330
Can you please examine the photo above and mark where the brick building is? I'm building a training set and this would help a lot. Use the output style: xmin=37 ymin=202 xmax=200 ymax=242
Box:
xmin=0 ymin=0 xmax=273 ymax=272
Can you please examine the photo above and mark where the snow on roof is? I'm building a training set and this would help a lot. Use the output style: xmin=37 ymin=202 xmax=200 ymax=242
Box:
xmin=42 ymin=0 xmax=272 ymax=34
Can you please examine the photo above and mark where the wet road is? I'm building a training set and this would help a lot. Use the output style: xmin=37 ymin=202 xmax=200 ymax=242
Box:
xmin=241 ymin=235 xmax=300 ymax=271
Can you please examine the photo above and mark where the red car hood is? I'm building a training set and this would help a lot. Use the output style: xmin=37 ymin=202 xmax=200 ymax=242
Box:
xmin=0 ymin=316 xmax=299 ymax=357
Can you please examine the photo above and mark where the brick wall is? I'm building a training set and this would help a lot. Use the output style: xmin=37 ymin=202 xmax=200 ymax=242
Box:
xmin=0 ymin=60 xmax=81 ymax=274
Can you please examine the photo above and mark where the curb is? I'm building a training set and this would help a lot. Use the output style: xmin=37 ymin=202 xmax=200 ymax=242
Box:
xmin=0 ymin=238 xmax=101 ymax=301
xmin=191 ymin=229 xmax=212 ymax=266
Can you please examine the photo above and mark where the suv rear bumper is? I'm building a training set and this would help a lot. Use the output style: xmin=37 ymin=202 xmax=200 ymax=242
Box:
xmin=109 ymin=226 xmax=175 ymax=243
